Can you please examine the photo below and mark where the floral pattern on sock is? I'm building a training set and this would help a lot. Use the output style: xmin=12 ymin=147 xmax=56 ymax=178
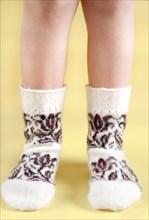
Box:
xmin=90 ymin=156 xmax=140 ymax=188
xmin=24 ymin=112 xmax=62 ymax=145
xmin=9 ymin=152 xmax=58 ymax=185
xmin=87 ymin=113 xmax=126 ymax=150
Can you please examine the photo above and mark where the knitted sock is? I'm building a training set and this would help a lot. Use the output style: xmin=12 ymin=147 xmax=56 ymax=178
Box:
xmin=1 ymin=85 xmax=67 ymax=210
xmin=86 ymin=85 xmax=142 ymax=211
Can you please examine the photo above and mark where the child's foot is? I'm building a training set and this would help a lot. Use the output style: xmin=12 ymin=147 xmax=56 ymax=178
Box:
xmin=86 ymin=85 xmax=142 ymax=211
xmin=1 ymin=85 xmax=67 ymax=210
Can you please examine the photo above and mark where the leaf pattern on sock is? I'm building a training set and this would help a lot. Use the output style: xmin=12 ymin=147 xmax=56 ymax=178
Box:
xmin=8 ymin=152 xmax=58 ymax=185
xmin=24 ymin=112 xmax=62 ymax=145
xmin=87 ymin=113 xmax=126 ymax=150
xmin=90 ymin=156 xmax=141 ymax=189
xmin=88 ymin=113 xmax=141 ymax=189
xmin=91 ymin=156 xmax=136 ymax=181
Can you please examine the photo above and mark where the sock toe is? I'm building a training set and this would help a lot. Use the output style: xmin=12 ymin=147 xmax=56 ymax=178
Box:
xmin=88 ymin=181 xmax=142 ymax=211
xmin=1 ymin=179 xmax=55 ymax=210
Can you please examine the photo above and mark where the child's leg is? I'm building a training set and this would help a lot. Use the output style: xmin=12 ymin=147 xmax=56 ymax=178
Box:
xmin=81 ymin=0 xmax=134 ymax=88
xmin=1 ymin=0 xmax=79 ymax=211
xmin=81 ymin=0 xmax=142 ymax=211
xmin=21 ymin=0 xmax=79 ymax=89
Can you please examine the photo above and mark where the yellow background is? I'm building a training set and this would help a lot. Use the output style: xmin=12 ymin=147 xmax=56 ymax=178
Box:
xmin=1 ymin=1 xmax=148 ymax=219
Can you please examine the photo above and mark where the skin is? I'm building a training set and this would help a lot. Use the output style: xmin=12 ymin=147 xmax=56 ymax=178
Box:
xmin=21 ymin=0 xmax=134 ymax=89
xmin=81 ymin=0 xmax=135 ymax=88
xmin=21 ymin=0 xmax=79 ymax=89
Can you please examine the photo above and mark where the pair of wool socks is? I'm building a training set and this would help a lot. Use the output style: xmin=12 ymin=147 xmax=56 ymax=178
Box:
xmin=1 ymin=85 xmax=142 ymax=211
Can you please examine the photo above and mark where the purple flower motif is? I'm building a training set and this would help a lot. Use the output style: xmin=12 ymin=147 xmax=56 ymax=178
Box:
xmin=90 ymin=156 xmax=140 ymax=190
xmin=39 ymin=166 xmax=55 ymax=183
xmin=40 ymin=115 xmax=46 ymax=120
xmin=46 ymin=114 xmax=55 ymax=130
xmin=114 ymin=130 xmax=123 ymax=145
xmin=51 ymin=158 xmax=57 ymax=163
xmin=100 ymin=133 xmax=111 ymax=148
xmin=24 ymin=167 xmax=34 ymax=177
xmin=93 ymin=114 xmax=103 ymax=130
xmin=54 ymin=129 xmax=62 ymax=142
xmin=10 ymin=167 xmax=21 ymax=179
xmin=23 ymin=112 xmax=62 ymax=145
xmin=87 ymin=113 xmax=127 ymax=151
xmin=45 ymin=170 xmax=53 ymax=180
xmin=108 ymin=171 xmax=118 ymax=180
xmin=98 ymin=158 xmax=107 ymax=170
xmin=118 ymin=115 xmax=126 ymax=129
xmin=20 ymin=154 xmax=27 ymax=163
xmin=39 ymin=154 xmax=51 ymax=166
xmin=38 ymin=137 xmax=51 ymax=144
xmin=9 ymin=152 xmax=58 ymax=184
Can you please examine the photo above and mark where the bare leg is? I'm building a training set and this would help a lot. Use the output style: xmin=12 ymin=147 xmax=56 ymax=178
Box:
xmin=21 ymin=0 xmax=79 ymax=89
xmin=81 ymin=0 xmax=134 ymax=88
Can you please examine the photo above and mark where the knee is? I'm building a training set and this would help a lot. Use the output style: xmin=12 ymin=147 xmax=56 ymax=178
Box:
xmin=93 ymin=0 xmax=134 ymax=16
xmin=82 ymin=0 xmax=134 ymax=18
xmin=82 ymin=0 xmax=134 ymax=32
xmin=23 ymin=0 xmax=78 ymax=22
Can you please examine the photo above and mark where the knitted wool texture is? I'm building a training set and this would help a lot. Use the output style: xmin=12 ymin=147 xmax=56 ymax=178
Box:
xmin=86 ymin=85 xmax=142 ymax=211
xmin=1 ymin=85 xmax=67 ymax=210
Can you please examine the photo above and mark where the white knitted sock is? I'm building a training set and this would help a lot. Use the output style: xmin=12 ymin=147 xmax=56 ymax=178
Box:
xmin=86 ymin=85 xmax=142 ymax=211
xmin=1 ymin=85 xmax=67 ymax=210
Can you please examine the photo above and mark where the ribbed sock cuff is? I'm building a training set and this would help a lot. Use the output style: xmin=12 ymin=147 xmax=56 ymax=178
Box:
xmin=19 ymin=85 xmax=67 ymax=115
xmin=86 ymin=85 xmax=132 ymax=115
